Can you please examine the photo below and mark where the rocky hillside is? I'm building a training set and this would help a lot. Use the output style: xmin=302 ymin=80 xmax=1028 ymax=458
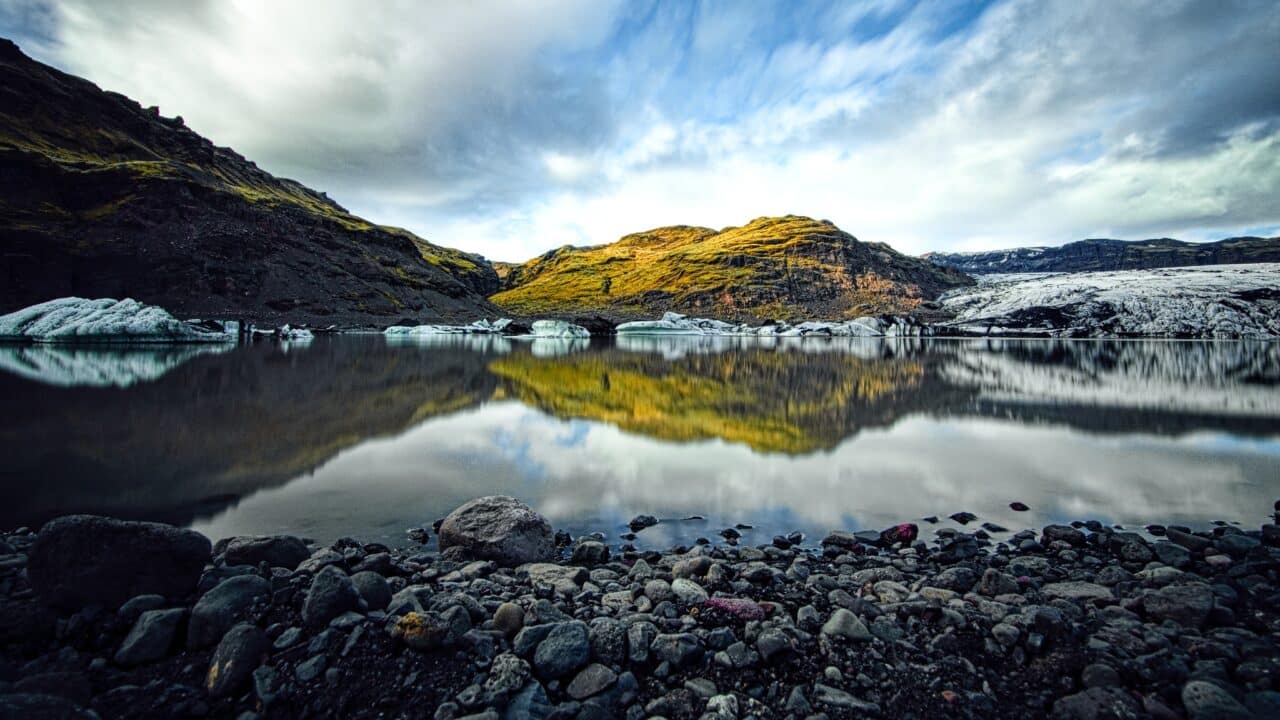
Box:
xmin=492 ymin=216 xmax=973 ymax=322
xmin=924 ymin=236 xmax=1280 ymax=275
xmin=0 ymin=39 xmax=500 ymax=326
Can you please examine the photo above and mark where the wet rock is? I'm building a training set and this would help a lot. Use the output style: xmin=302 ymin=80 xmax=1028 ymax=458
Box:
xmin=28 ymin=515 xmax=211 ymax=609
xmin=350 ymin=570 xmax=391 ymax=611
xmin=493 ymin=602 xmax=525 ymax=637
xmin=1145 ymin=583 xmax=1215 ymax=628
xmin=188 ymin=575 xmax=270 ymax=649
xmin=115 ymin=608 xmax=185 ymax=666
xmin=628 ymin=515 xmax=658 ymax=532
xmin=813 ymin=684 xmax=880 ymax=713
xmin=755 ymin=627 xmax=794 ymax=663
xmin=118 ymin=594 xmax=166 ymax=622
xmin=1010 ymin=502 xmax=1030 ymax=511
xmin=571 ymin=541 xmax=609 ymax=566
xmin=0 ymin=693 xmax=98 ymax=719
xmin=504 ymin=681 xmax=553 ymax=720
xmin=931 ymin=567 xmax=978 ymax=592
xmin=567 ymin=663 xmax=617 ymax=700
xmin=1042 ymin=524 xmax=1087 ymax=547
xmin=533 ymin=621 xmax=590 ymax=679
xmin=206 ymin=623 xmax=267 ymax=699
xmin=670 ymin=578 xmax=708 ymax=604
xmin=221 ymin=535 xmax=310 ymax=570
xmin=520 ymin=563 xmax=588 ymax=595
xmin=879 ymin=523 xmax=917 ymax=546
xmin=438 ymin=496 xmax=556 ymax=566
xmin=1166 ymin=528 xmax=1212 ymax=553
xmin=302 ymin=565 xmax=360 ymax=629
xmin=1152 ymin=542 xmax=1192 ymax=568
xmin=980 ymin=568 xmax=1020 ymax=596
xmin=1042 ymin=581 xmax=1112 ymax=602
xmin=950 ymin=512 xmax=978 ymax=525
xmin=821 ymin=608 xmax=871 ymax=641
xmin=651 ymin=633 xmax=703 ymax=668
xmin=1181 ymin=680 xmax=1252 ymax=720
xmin=703 ymin=597 xmax=766 ymax=621
xmin=1050 ymin=686 xmax=1141 ymax=720
xmin=1082 ymin=664 xmax=1121 ymax=688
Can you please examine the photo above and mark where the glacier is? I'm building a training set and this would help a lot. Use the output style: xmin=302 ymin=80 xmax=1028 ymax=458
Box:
xmin=0 ymin=297 xmax=235 ymax=343
xmin=938 ymin=263 xmax=1280 ymax=339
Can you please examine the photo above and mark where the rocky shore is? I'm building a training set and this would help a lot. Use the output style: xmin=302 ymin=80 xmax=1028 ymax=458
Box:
xmin=2 ymin=496 xmax=1278 ymax=720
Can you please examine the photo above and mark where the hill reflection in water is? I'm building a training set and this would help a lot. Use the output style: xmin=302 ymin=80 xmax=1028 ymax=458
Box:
xmin=0 ymin=335 xmax=1275 ymax=546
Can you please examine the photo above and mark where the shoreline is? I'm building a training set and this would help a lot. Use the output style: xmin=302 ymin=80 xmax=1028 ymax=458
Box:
xmin=2 ymin=500 xmax=1278 ymax=719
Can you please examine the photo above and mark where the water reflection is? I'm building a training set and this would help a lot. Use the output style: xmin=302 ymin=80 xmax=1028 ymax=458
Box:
xmin=0 ymin=336 xmax=1275 ymax=546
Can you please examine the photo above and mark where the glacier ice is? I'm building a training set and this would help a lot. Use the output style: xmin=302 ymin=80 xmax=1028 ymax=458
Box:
xmin=530 ymin=319 xmax=591 ymax=338
xmin=0 ymin=298 xmax=234 ymax=343
xmin=939 ymin=263 xmax=1280 ymax=339
xmin=383 ymin=318 xmax=513 ymax=337
xmin=614 ymin=311 xmax=920 ymax=337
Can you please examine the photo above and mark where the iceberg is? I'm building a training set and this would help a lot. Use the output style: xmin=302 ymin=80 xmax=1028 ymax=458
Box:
xmin=530 ymin=319 xmax=591 ymax=338
xmin=383 ymin=318 xmax=513 ymax=336
xmin=0 ymin=298 xmax=235 ymax=343
xmin=614 ymin=311 xmax=923 ymax=338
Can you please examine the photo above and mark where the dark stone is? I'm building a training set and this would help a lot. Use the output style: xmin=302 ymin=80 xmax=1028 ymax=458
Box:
xmin=532 ymin=621 xmax=590 ymax=679
xmin=0 ymin=693 xmax=97 ymax=719
xmin=222 ymin=536 xmax=310 ymax=570
xmin=628 ymin=515 xmax=658 ymax=532
xmin=115 ymin=608 xmax=185 ymax=666
xmin=207 ymin=623 xmax=267 ymax=698
xmin=1042 ymin=524 xmax=1086 ymax=547
xmin=28 ymin=515 xmax=211 ymax=609
xmin=350 ymin=571 xmax=391 ymax=611
xmin=188 ymin=575 xmax=270 ymax=649
xmin=1049 ymin=686 xmax=1141 ymax=719
xmin=302 ymin=566 xmax=360 ymax=629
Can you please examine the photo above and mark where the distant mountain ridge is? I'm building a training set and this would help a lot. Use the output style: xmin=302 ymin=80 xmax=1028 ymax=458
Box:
xmin=491 ymin=215 xmax=973 ymax=322
xmin=0 ymin=39 xmax=499 ymax=325
xmin=923 ymin=236 xmax=1280 ymax=274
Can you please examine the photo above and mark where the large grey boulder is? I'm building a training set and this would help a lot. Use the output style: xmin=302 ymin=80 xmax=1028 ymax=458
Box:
xmin=221 ymin=535 xmax=310 ymax=570
xmin=438 ymin=496 xmax=556 ymax=566
xmin=28 ymin=515 xmax=211 ymax=609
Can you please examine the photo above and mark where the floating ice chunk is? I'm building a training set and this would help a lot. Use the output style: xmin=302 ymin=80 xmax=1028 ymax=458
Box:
xmin=614 ymin=318 xmax=708 ymax=335
xmin=278 ymin=325 xmax=314 ymax=340
xmin=384 ymin=318 xmax=513 ymax=336
xmin=0 ymin=298 xmax=234 ymax=343
xmin=530 ymin=319 xmax=591 ymax=338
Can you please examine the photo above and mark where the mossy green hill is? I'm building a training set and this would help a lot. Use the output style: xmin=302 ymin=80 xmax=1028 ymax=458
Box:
xmin=491 ymin=215 xmax=973 ymax=322
xmin=0 ymin=39 xmax=498 ymax=325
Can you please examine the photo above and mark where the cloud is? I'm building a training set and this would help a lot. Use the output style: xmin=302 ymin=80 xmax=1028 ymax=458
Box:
xmin=4 ymin=0 xmax=1278 ymax=260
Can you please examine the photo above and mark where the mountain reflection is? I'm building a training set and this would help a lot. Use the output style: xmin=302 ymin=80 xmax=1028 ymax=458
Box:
xmin=0 ymin=335 xmax=1275 ymax=537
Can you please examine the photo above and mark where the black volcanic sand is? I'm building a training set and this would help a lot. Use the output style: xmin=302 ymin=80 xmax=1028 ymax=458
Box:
xmin=2 ymin=511 xmax=1279 ymax=720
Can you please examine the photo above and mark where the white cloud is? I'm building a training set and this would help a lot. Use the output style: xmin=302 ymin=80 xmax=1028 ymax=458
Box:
xmin=8 ymin=0 xmax=1278 ymax=260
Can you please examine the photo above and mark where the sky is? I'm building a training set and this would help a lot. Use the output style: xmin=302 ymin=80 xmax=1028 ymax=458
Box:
xmin=3 ymin=0 xmax=1278 ymax=261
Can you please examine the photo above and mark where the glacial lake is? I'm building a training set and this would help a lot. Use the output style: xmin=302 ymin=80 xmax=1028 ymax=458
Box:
xmin=1 ymin=335 xmax=1278 ymax=550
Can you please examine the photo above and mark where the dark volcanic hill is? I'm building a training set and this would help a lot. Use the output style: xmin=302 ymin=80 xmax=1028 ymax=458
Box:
xmin=923 ymin=236 xmax=1280 ymax=275
xmin=491 ymin=215 xmax=973 ymax=322
xmin=0 ymin=39 xmax=500 ymax=326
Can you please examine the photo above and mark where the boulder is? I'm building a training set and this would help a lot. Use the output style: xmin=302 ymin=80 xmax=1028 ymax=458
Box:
xmin=438 ymin=496 xmax=556 ymax=566
xmin=221 ymin=535 xmax=310 ymax=570
xmin=1144 ymin=583 xmax=1215 ymax=628
xmin=28 ymin=515 xmax=211 ymax=609
xmin=188 ymin=575 xmax=270 ymax=649
xmin=206 ymin=623 xmax=267 ymax=699
xmin=302 ymin=566 xmax=360 ymax=629
xmin=114 ymin=608 xmax=185 ymax=666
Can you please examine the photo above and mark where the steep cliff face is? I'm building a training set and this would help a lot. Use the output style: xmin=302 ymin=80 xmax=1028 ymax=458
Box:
xmin=492 ymin=215 xmax=973 ymax=322
xmin=924 ymin=236 xmax=1280 ymax=274
xmin=0 ymin=39 xmax=500 ymax=325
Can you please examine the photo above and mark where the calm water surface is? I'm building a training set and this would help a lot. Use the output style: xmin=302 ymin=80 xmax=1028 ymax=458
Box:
xmin=2 ymin=335 xmax=1278 ymax=549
